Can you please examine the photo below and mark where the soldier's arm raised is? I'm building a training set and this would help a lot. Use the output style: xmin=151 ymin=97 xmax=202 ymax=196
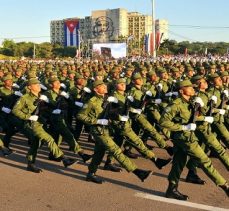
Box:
xmin=77 ymin=101 xmax=97 ymax=125
xmin=160 ymin=103 xmax=183 ymax=131
xmin=12 ymin=97 xmax=31 ymax=120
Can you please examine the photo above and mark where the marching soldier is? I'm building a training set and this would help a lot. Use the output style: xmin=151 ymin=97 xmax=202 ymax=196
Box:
xmin=12 ymin=78 xmax=76 ymax=173
xmin=77 ymin=80 xmax=152 ymax=184
xmin=160 ymin=79 xmax=229 ymax=200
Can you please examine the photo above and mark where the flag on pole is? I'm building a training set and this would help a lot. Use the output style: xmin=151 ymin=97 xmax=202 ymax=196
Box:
xmin=144 ymin=33 xmax=155 ymax=54
xmin=64 ymin=19 xmax=80 ymax=47
xmin=184 ymin=48 xmax=188 ymax=56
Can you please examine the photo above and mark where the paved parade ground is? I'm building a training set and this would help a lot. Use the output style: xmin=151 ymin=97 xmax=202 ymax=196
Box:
xmin=0 ymin=132 xmax=228 ymax=211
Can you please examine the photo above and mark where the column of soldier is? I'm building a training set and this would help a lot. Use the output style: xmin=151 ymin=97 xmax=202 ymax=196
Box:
xmin=0 ymin=57 xmax=228 ymax=201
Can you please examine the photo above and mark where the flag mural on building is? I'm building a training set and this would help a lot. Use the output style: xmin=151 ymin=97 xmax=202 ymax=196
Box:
xmin=64 ymin=19 xmax=80 ymax=47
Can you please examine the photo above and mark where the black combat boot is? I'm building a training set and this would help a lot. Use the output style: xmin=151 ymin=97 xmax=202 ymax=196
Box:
xmin=151 ymin=157 xmax=172 ymax=169
xmin=27 ymin=161 xmax=42 ymax=173
xmin=165 ymin=146 xmax=174 ymax=156
xmin=133 ymin=168 xmax=152 ymax=182
xmin=185 ymin=170 xmax=205 ymax=185
xmin=48 ymin=153 xmax=61 ymax=162
xmin=123 ymin=148 xmax=138 ymax=159
xmin=78 ymin=151 xmax=92 ymax=163
xmin=219 ymin=182 xmax=229 ymax=197
xmin=0 ymin=146 xmax=13 ymax=157
xmin=165 ymin=183 xmax=189 ymax=200
xmin=86 ymin=172 xmax=103 ymax=184
xmin=103 ymin=162 xmax=122 ymax=172
xmin=61 ymin=157 xmax=77 ymax=168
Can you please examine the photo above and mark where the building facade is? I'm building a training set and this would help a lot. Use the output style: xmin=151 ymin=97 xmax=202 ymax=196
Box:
xmin=50 ymin=8 xmax=169 ymax=48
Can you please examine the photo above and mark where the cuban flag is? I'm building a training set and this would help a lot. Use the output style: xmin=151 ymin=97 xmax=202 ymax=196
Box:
xmin=64 ymin=20 xmax=80 ymax=47
xmin=144 ymin=33 xmax=154 ymax=54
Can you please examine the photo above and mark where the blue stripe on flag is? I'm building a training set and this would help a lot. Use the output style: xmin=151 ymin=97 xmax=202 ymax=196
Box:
xmin=64 ymin=24 xmax=67 ymax=46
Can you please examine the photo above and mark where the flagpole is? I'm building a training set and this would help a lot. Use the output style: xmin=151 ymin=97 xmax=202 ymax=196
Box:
xmin=151 ymin=0 xmax=156 ymax=58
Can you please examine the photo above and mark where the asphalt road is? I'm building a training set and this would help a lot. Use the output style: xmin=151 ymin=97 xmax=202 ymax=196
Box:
xmin=0 ymin=132 xmax=228 ymax=211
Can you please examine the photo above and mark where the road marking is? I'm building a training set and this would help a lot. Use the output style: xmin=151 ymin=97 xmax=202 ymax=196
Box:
xmin=135 ymin=192 xmax=229 ymax=211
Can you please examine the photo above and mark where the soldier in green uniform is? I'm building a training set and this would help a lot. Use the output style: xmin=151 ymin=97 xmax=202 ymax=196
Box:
xmin=77 ymin=80 xmax=152 ymax=184
xmin=104 ymin=78 xmax=171 ymax=172
xmin=208 ymin=73 xmax=229 ymax=148
xmin=160 ymin=79 xmax=229 ymax=200
xmin=127 ymin=73 xmax=173 ymax=156
xmin=43 ymin=76 xmax=91 ymax=163
xmin=0 ymin=74 xmax=22 ymax=151
xmin=185 ymin=75 xmax=229 ymax=185
xmin=68 ymin=73 xmax=92 ymax=140
xmin=12 ymin=78 xmax=76 ymax=173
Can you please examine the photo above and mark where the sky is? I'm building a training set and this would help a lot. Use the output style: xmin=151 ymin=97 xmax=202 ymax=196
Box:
xmin=1 ymin=0 xmax=229 ymax=44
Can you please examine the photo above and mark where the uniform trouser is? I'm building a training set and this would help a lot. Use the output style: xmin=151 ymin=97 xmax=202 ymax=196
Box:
xmin=0 ymin=139 xmax=4 ymax=147
xmin=26 ymin=122 xmax=64 ymax=163
xmin=187 ymin=125 xmax=229 ymax=171
xmin=133 ymin=114 xmax=167 ymax=148
xmin=108 ymin=121 xmax=156 ymax=163
xmin=0 ymin=114 xmax=17 ymax=148
xmin=74 ymin=120 xmax=84 ymax=141
xmin=49 ymin=118 xmax=81 ymax=153
xmin=168 ymin=133 xmax=226 ymax=186
xmin=88 ymin=129 xmax=137 ymax=173
xmin=212 ymin=121 xmax=229 ymax=148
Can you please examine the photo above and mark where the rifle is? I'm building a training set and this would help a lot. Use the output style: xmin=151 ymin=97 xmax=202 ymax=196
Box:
xmin=207 ymin=87 xmax=216 ymax=133
xmin=188 ymin=83 xmax=201 ymax=141
xmin=219 ymin=90 xmax=227 ymax=123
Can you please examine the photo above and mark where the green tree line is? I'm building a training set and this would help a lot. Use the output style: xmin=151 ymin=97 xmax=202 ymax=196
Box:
xmin=0 ymin=39 xmax=229 ymax=58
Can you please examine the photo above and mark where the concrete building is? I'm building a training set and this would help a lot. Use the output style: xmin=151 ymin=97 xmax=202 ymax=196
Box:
xmin=50 ymin=8 xmax=169 ymax=47
xmin=50 ymin=20 xmax=65 ymax=45
xmin=90 ymin=8 xmax=128 ymax=43
xmin=155 ymin=19 xmax=169 ymax=43
xmin=128 ymin=12 xmax=152 ymax=45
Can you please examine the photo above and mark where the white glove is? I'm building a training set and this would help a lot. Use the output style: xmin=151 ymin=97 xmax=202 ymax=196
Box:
xmin=21 ymin=76 xmax=26 ymax=81
xmin=97 ymin=119 xmax=108 ymax=125
xmin=119 ymin=115 xmax=129 ymax=122
xmin=223 ymin=90 xmax=229 ymax=98
xmin=52 ymin=109 xmax=61 ymax=114
xmin=60 ymin=91 xmax=69 ymax=99
xmin=211 ymin=95 xmax=217 ymax=104
xmin=145 ymin=90 xmax=152 ymax=97
xmin=60 ymin=83 xmax=67 ymax=89
xmin=83 ymin=87 xmax=91 ymax=93
xmin=172 ymin=92 xmax=179 ymax=96
xmin=29 ymin=115 xmax=38 ymax=121
xmin=1 ymin=107 xmax=11 ymax=114
xmin=182 ymin=123 xmax=196 ymax=131
xmin=157 ymin=83 xmax=163 ymax=90
xmin=39 ymin=95 xmax=49 ymax=103
xmin=127 ymin=96 xmax=134 ymax=102
xmin=130 ymin=108 xmax=142 ymax=114
xmin=107 ymin=96 xmax=118 ymax=103
xmin=172 ymin=79 xmax=177 ymax=83
xmin=75 ymin=101 xmax=84 ymax=107
xmin=154 ymin=99 xmax=162 ymax=104
xmin=12 ymin=83 xmax=20 ymax=89
xmin=194 ymin=97 xmax=204 ymax=107
xmin=219 ymin=109 xmax=226 ymax=115
xmin=14 ymin=91 xmax=23 ymax=97
xmin=40 ymin=84 xmax=47 ymax=91
xmin=204 ymin=116 xmax=214 ymax=123
xmin=165 ymin=92 xmax=173 ymax=97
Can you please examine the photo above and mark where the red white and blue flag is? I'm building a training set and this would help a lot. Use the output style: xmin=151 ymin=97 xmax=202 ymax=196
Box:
xmin=144 ymin=32 xmax=161 ymax=54
xmin=64 ymin=20 xmax=80 ymax=47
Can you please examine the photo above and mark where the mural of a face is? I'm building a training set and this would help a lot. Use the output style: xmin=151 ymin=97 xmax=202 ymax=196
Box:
xmin=93 ymin=16 xmax=114 ymax=38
